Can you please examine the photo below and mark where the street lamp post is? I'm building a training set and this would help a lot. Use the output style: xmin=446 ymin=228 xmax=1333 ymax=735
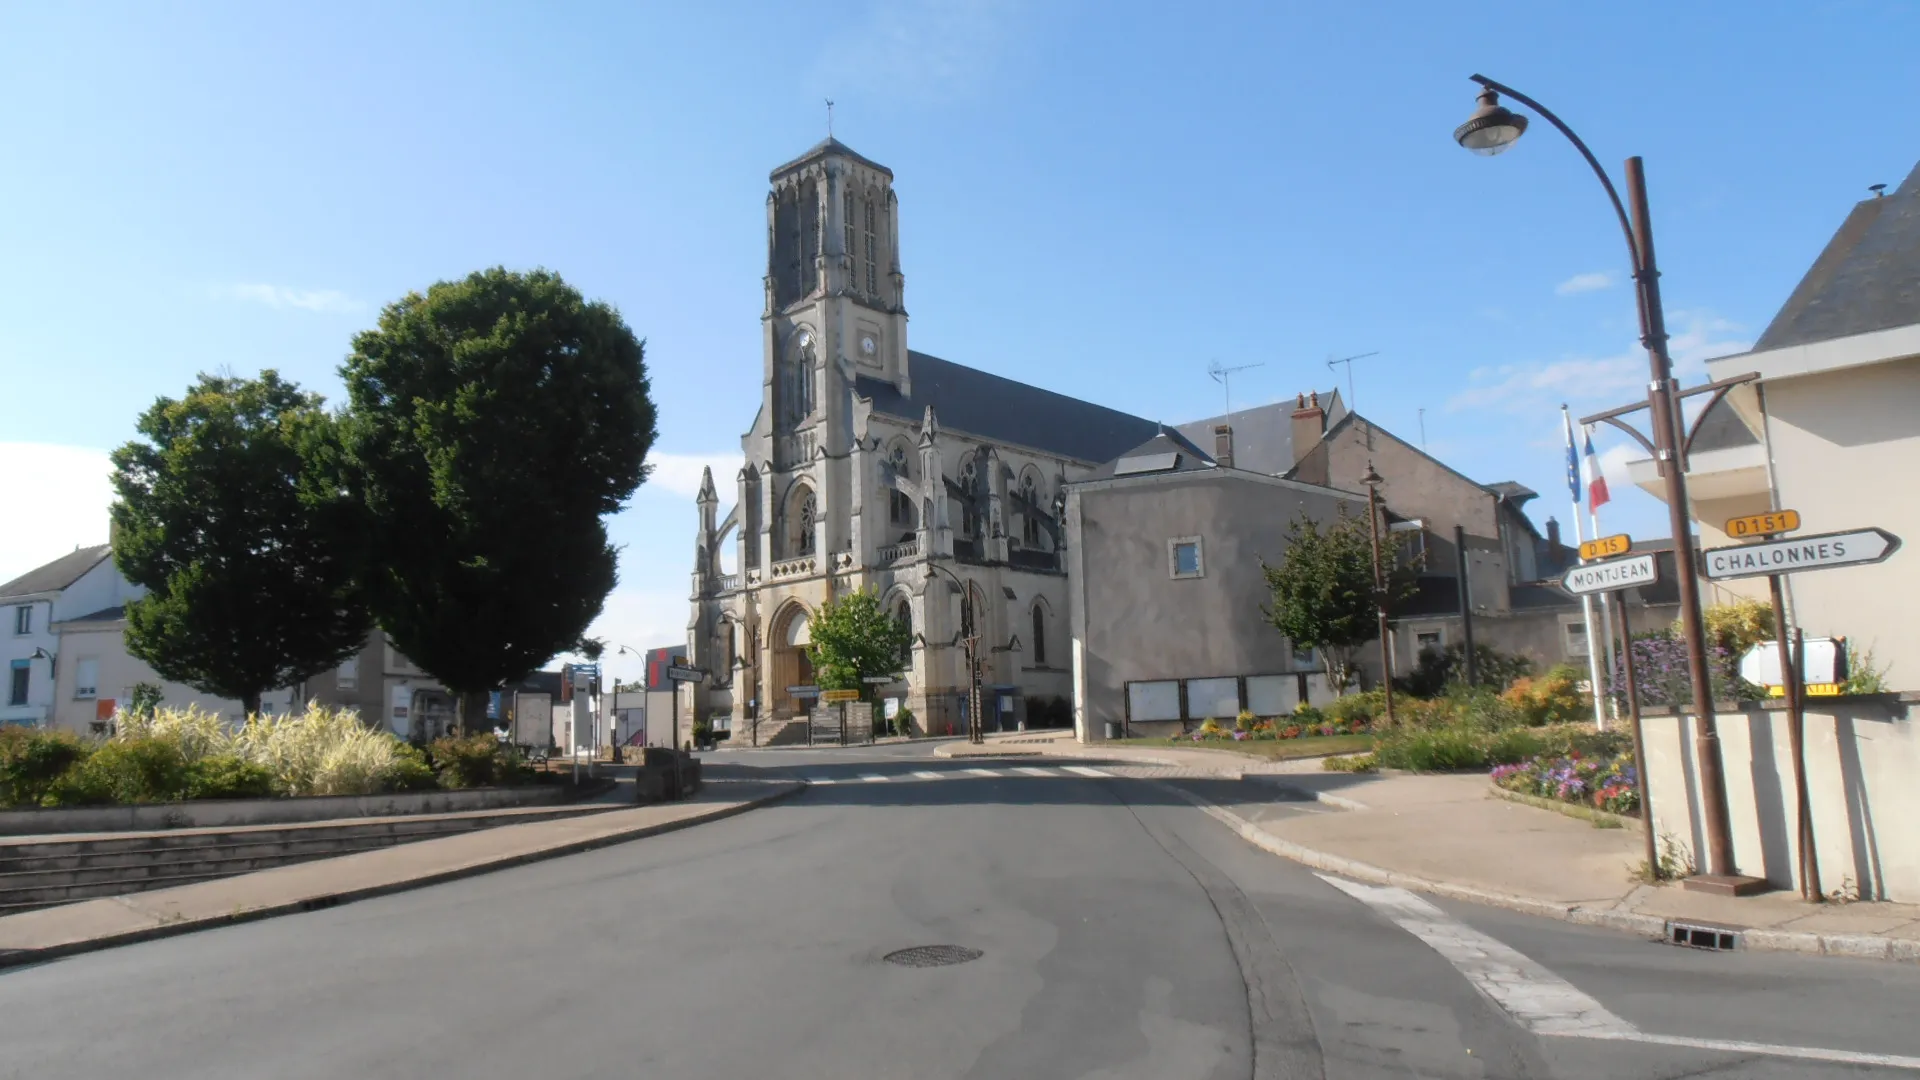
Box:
xmin=922 ymin=561 xmax=985 ymax=744
xmin=1455 ymin=75 xmax=1742 ymax=884
xmin=1361 ymin=464 xmax=1397 ymax=725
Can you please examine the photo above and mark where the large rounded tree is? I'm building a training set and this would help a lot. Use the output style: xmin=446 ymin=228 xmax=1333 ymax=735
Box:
xmin=341 ymin=268 xmax=657 ymax=731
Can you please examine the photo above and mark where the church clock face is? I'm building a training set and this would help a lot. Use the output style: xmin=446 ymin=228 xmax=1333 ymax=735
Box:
xmin=860 ymin=335 xmax=876 ymax=356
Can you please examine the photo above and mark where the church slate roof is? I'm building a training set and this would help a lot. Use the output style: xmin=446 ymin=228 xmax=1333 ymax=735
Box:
xmin=1172 ymin=389 xmax=1345 ymax=477
xmin=854 ymin=351 xmax=1162 ymax=466
xmin=770 ymin=137 xmax=895 ymax=180
xmin=1752 ymin=159 xmax=1920 ymax=352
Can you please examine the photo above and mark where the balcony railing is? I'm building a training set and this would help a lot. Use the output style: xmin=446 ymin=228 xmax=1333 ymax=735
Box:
xmin=774 ymin=431 xmax=817 ymax=472
xmin=714 ymin=573 xmax=743 ymax=593
xmin=877 ymin=539 xmax=920 ymax=564
xmin=768 ymin=555 xmax=817 ymax=580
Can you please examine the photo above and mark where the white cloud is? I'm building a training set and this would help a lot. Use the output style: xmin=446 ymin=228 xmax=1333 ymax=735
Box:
xmin=216 ymin=283 xmax=364 ymax=314
xmin=1555 ymin=271 xmax=1614 ymax=296
xmin=1595 ymin=441 xmax=1639 ymax=492
xmin=554 ymin=586 xmax=691 ymax=684
xmin=1446 ymin=310 xmax=1752 ymax=416
xmin=645 ymin=452 xmax=745 ymax=499
xmin=815 ymin=0 xmax=1028 ymax=103
xmin=0 ymin=443 xmax=115 ymax=585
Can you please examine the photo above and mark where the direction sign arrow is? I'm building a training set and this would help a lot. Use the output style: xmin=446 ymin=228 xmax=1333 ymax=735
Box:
xmin=1560 ymin=552 xmax=1659 ymax=595
xmin=666 ymin=665 xmax=709 ymax=683
xmin=786 ymin=684 xmax=820 ymax=696
xmin=1702 ymin=527 xmax=1902 ymax=581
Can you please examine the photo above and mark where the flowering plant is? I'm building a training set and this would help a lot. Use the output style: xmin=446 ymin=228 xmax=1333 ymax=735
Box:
xmin=1491 ymin=752 xmax=1640 ymax=815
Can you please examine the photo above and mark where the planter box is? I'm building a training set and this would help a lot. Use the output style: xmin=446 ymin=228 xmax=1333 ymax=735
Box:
xmin=0 ymin=785 xmax=573 ymax=836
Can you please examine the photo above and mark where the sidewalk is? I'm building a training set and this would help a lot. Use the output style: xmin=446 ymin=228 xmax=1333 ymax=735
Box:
xmin=0 ymin=779 xmax=801 ymax=969
xmin=1029 ymin=737 xmax=1920 ymax=963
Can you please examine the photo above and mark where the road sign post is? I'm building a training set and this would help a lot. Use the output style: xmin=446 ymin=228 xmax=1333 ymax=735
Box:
xmin=1559 ymin=550 xmax=1661 ymax=879
xmin=1703 ymin=514 xmax=1906 ymax=902
xmin=664 ymin=664 xmax=711 ymax=790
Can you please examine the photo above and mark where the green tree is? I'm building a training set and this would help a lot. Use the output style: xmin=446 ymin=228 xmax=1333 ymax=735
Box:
xmin=1259 ymin=508 xmax=1417 ymax=692
xmin=341 ymin=268 xmax=657 ymax=732
xmin=109 ymin=371 xmax=370 ymax=716
xmin=806 ymin=588 xmax=912 ymax=699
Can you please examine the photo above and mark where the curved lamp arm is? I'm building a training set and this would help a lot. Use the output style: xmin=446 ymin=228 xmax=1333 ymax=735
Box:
xmin=1469 ymin=74 xmax=1640 ymax=273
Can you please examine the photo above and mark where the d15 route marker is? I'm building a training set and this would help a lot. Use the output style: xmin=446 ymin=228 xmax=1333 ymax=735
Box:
xmin=1725 ymin=509 xmax=1800 ymax=539
xmin=1701 ymin=527 xmax=1902 ymax=582
xmin=1578 ymin=533 xmax=1631 ymax=560
xmin=1560 ymin=552 xmax=1659 ymax=595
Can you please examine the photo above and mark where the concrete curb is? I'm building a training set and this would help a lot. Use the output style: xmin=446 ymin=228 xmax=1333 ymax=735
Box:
xmin=1148 ymin=779 xmax=1920 ymax=965
xmin=0 ymin=782 xmax=804 ymax=971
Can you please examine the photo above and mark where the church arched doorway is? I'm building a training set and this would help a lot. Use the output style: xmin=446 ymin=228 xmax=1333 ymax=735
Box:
xmin=771 ymin=602 xmax=815 ymax=718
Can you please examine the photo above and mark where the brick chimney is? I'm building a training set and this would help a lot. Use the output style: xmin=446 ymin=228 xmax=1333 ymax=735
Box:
xmin=1289 ymin=391 xmax=1326 ymax=468
xmin=1213 ymin=424 xmax=1234 ymax=468
xmin=1546 ymin=517 xmax=1561 ymax=550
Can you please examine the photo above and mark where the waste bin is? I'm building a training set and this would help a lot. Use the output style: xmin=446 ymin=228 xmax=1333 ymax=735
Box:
xmin=1104 ymin=721 xmax=1120 ymax=740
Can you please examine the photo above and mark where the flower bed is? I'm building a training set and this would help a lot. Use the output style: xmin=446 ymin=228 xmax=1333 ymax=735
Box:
xmin=1490 ymin=752 xmax=1640 ymax=816
xmin=1182 ymin=712 xmax=1371 ymax=743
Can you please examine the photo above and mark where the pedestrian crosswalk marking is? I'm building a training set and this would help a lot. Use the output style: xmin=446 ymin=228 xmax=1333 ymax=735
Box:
xmin=859 ymin=774 xmax=888 ymax=783
xmin=911 ymin=770 xmax=944 ymax=780
xmin=1012 ymin=766 xmax=1055 ymax=777
xmin=964 ymin=767 xmax=999 ymax=778
xmin=798 ymin=763 xmax=1202 ymax=787
xmin=1061 ymin=765 xmax=1111 ymax=778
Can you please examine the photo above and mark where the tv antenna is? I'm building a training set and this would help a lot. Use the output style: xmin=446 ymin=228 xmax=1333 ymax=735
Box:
xmin=1207 ymin=360 xmax=1265 ymax=421
xmin=1326 ymin=350 xmax=1379 ymax=410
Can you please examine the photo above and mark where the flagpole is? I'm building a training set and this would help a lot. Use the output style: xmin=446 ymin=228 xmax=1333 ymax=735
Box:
xmin=1564 ymin=406 xmax=1608 ymax=731
xmin=1586 ymin=427 xmax=1620 ymax=722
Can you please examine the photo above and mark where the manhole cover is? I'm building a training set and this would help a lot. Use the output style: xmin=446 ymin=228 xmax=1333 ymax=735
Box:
xmin=884 ymin=944 xmax=983 ymax=968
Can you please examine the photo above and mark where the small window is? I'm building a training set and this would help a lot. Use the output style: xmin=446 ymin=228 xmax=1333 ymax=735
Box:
xmin=1292 ymin=644 xmax=1318 ymax=671
xmin=12 ymin=605 xmax=30 ymax=635
xmin=1415 ymin=630 xmax=1444 ymax=654
xmin=336 ymin=655 xmax=358 ymax=691
xmin=74 ymin=658 xmax=100 ymax=700
xmin=1031 ymin=605 xmax=1046 ymax=666
xmin=7 ymin=660 xmax=28 ymax=707
xmin=1562 ymin=620 xmax=1590 ymax=658
xmin=1169 ymin=537 xmax=1203 ymax=579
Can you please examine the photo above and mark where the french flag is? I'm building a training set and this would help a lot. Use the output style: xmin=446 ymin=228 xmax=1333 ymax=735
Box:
xmin=1583 ymin=430 xmax=1611 ymax=510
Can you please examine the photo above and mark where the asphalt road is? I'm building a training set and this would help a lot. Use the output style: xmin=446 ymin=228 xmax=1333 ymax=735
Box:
xmin=2 ymin=745 xmax=1918 ymax=1079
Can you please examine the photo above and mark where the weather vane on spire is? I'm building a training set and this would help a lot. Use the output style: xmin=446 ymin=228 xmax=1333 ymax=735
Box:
xmin=826 ymin=99 xmax=835 ymax=138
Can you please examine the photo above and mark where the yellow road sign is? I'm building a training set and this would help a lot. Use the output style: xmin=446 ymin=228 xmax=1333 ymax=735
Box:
xmin=1726 ymin=509 xmax=1800 ymax=539
xmin=1579 ymin=533 xmax=1631 ymax=560
xmin=821 ymin=689 xmax=861 ymax=702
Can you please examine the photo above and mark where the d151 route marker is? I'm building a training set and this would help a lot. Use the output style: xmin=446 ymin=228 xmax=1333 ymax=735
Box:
xmin=1701 ymin=527 xmax=1901 ymax=581
xmin=1725 ymin=509 xmax=1801 ymax=539
xmin=1560 ymin=552 xmax=1659 ymax=595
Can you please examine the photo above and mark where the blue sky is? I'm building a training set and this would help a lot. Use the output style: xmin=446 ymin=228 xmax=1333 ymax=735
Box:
xmin=3 ymin=1 xmax=1916 ymax=686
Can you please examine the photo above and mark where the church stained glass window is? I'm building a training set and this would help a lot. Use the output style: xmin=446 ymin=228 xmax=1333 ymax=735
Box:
xmin=864 ymin=199 xmax=878 ymax=296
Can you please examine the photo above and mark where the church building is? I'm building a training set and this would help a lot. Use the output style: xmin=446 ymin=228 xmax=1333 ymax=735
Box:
xmin=684 ymin=138 xmax=1162 ymax=742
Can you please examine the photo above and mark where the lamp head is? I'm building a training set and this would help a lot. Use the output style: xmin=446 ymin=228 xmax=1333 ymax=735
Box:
xmin=1454 ymin=88 xmax=1527 ymax=156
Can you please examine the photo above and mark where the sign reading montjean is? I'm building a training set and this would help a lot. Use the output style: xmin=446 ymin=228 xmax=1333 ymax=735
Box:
xmin=1701 ymin=527 xmax=1903 ymax=581
xmin=1561 ymin=552 xmax=1659 ymax=596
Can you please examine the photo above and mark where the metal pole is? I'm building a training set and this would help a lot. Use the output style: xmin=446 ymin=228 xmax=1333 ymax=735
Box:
xmin=1625 ymin=157 xmax=1736 ymax=880
xmin=1366 ymin=479 xmax=1397 ymax=724
xmin=1775 ymin=610 xmax=1820 ymax=902
xmin=1614 ymin=590 xmax=1658 ymax=879
xmin=1593 ymin=507 xmax=1621 ymax=723
xmin=1455 ymin=524 xmax=1477 ymax=685
xmin=1566 ymin=482 xmax=1608 ymax=731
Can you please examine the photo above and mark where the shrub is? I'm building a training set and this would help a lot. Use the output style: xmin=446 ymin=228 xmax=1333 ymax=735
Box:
xmin=1372 ymin=726 xmax=1489 ymax=771
xmin=233 ymin=703 xmax=421 ymax=797
xmin=1322 ymin=753 xmax=1378 ymax=773
xmin=1328 ymin=690 xmax=1386 ymax=726
xmin=1292 ymin=704 xmax=1326 ymax=726
xmin=1235 ymin=710 xmax=1256 ymax=733
xmin=894 ymin=706 xmax=917 ymax=736
xmin=1197 ymin=716 xmax=1225 ymax=737
xmin=1397 ymin=642 xmax=1534 ymax=698
xmin=184 ymin=755 xmax=278 ymax=800
xmin=1699 ymin=598 xmax=1774 ymax=659
xmin=1500 ymin=665 xmax=1591 ymax=726
xmin=385 ymin=742 xmax=439 ymax=792
xmin=116 ymin=704 xmax=233 ymax=760
xmin=1609 ymin=629 xmax=1755 ymax=709
xmin=0 ymin=728 xmax=94 ymax=808
xmin=44 ymin=737 xmax=191 ymax=805
xmin=430 ymin=733 xmax=524 ymax=789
